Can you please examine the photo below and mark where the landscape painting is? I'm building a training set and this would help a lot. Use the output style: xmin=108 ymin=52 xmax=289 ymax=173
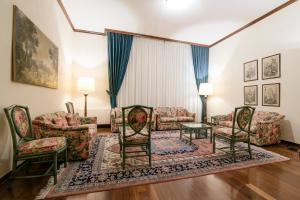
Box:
xmin=244 ymin=85 xmax=258 ymax=106
xmin=262 ymin=54 xmax=281 ymax=80
xmin=262 ymin=83 xmax=280 ymax=107
xmin=244 ymin=60 xmax=258 ymax=82
xmin=12 ymin=6 xmax=58 ymax=89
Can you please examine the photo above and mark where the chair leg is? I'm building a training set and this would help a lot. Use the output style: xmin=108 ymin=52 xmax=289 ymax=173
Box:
xmin=64 ymin=148 xmax=68 ymax=168
xmin=122 ymin=146 xmax=125 ymax=170
xmin=231 ymin=141 xmax=236 ymax=163
xmin=53 ymin=153 xmax=58 ymax=184
xmin=148 ymin=144 xmax=152 ymax=167
xmin=213 ymin=134 xmax=216 ymax=153
xmin=248 ymin=137 xmax=252 ymax=159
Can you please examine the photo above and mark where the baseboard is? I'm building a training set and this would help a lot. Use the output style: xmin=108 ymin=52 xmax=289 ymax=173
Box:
xmin=97 ymin=124 xmax=111 ymax=128
xmin=0 ymin=161 xmax=26 ymax=185
xmin=281 ymin=140 xmax=300 ymax=152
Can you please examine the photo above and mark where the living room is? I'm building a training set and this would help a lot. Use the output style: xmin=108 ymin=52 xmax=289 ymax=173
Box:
xmin=0 ymin=0 xmax=300 ymax=199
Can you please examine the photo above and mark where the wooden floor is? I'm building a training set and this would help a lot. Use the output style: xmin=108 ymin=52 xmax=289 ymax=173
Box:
xmin=1 ymin=128 xmax=300 ymax=200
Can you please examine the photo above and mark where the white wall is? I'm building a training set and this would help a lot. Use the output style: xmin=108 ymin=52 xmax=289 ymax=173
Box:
xmin=71 ymin=33 xmax=111 ymax=124
xmin=208 ymin=1 xmax=300 ymax=143
xmin=0 ymin=0 xmax=73 ymax=177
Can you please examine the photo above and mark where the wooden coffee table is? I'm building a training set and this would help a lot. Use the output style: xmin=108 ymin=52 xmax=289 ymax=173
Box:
xmin=179 ymin=122 xmax=213 ymax=145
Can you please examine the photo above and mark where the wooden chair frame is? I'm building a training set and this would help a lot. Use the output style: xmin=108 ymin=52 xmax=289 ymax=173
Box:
xmin=4 ymin=105 xmax=67 ymax=184
xmin=65 ymin=102 xmax=75 ymax=114
xmin=119 ymin=105 xmax=153 ymax=169
xmin=213 ymin=106 xmax=255 ymax=162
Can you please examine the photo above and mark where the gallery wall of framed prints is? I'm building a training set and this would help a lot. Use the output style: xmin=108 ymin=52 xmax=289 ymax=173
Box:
xmin=243 ymin=53 xmax=281 ymax=107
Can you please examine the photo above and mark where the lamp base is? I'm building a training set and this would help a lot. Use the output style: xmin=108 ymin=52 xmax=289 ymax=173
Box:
xmin=84 ymin=94 xmax=88 ymax=117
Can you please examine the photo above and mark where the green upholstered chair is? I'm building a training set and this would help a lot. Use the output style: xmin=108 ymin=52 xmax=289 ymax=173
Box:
xmin=119 ymin=105 xmax=153 ymax=169
xmin=65 ymin=102 xmax=75 ymax=114
xmin=4 ymin=105 xmax=67 ymax=184
xmin=213 ymin=106 xmax=255 ymax=162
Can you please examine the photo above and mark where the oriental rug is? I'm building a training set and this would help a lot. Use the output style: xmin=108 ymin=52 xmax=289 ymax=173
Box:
xmin=37 ymin=131 xmax=289 ymax=199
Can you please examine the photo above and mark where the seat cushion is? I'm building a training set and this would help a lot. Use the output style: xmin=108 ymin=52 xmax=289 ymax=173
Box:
xmin=176 ymin=116 xmax=194 ymax=122
xmin=17 ymin=137 xmax=66 ymax=156
xmin=160 ymin=117 xmax=177 ymax=123
xmin=214 ymin=127 xmax=248 ymax=139
xmin=219 ymin=121 xmax=233 ymax=128
xmin=125 ymin=134 xmax=149 ymax=144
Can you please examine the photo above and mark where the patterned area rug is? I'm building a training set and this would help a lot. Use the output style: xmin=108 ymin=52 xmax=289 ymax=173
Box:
xmin=37 ymin=131 xmax=289 ymax=199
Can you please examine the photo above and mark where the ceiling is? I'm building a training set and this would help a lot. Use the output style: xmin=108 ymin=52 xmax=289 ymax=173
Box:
xmin=61 ymin=0 xmax=289 ymax=45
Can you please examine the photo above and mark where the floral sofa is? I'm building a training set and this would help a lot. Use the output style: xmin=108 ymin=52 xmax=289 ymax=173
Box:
xmin=212 ymin=111 xmax=285 ymax=146
xmin=111 ymin=107 xmax=196 ymax=132
xmin=155 ymin=107 xmax=195 ymax=130
xmin=32 ymin=111 xmax=97 ymax=160
xmin=111 ymin=107 xmax=156 ymax=132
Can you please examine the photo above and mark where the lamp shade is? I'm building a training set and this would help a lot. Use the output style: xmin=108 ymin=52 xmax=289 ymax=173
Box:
xmin=78 ymin=77 xmax=95 ymax=94
xmin=199 ymin=83 xmax=213 ymax=96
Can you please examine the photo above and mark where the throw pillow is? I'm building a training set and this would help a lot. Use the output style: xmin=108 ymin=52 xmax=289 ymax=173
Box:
xmin=66 ymin=113 xmax=81 ymax=126
xmin=53 ymin=116 xmax=68 ymax=127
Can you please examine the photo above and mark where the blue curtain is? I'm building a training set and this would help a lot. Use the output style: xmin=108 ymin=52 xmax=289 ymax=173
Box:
xmin=191 ymin=45 xmax=209 ymax=122
xmin=107 ymin=32 xmax=133 ymax=108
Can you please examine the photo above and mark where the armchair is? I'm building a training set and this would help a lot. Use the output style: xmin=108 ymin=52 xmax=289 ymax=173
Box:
xmin=32 ymin=111 xmax=97 ymax=160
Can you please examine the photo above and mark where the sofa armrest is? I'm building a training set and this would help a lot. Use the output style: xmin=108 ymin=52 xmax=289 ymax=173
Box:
xmin=61 ymin=126 xmax=89 ymax=131
xmin=211 ymin=115 xmax=229 ymax=125
xmin=258 ymin=115 xmax=285 ymax=125
xmin=187 ymin=112 xmax=196 ymax=120
xmin=80 ymin=116 xmax=97 ymax=125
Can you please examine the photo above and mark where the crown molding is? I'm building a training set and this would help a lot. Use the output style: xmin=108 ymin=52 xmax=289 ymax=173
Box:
xmin=57 ymin=0 xmax=297 ymax=48
xmin=210 ymin=0 xmax=297 ymax=47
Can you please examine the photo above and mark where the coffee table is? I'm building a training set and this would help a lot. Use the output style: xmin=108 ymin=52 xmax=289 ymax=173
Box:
xmin=179 ymin=122 xmax=213 ymax=145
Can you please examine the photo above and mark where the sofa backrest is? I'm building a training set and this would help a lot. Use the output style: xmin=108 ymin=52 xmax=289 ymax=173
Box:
xmin=252 ymin=111 xmax=283 ymax=125
xmin=155 ymin=107 xmax=188 ymax=117
xmin=114 ymin=107 xmax=153 ymax=118
xmin=34 ymin=111 xmax=68 ymax=125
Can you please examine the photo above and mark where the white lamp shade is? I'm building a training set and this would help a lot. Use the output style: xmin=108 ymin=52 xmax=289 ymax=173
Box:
xmin=78 ymin=77 xmax=95 ymax=93
xmin=199 ymin=83 xmax=213 ymax=96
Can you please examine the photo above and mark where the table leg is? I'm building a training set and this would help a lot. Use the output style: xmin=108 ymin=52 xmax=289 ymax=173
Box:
xmin=210 ymin=127 xmax=212 ymax=143
xmin=190 ymin=129 xmax=192 ymax=145
xmin=180 ymin=127 xmax=182 ymax=140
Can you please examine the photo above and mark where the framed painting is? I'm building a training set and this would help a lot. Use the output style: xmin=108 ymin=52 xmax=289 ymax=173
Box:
xmin=12 ymin=6 xmax=58 ymax=89
xmin=244 ymin=85 xmax=258 ymax=106
xmin=244 ymin=60 xmax=258 ymax=82
xmin=262 ymin=83 xmax=280 ymax=107
xmin=262 ymin=54 xmax=281 ymax=80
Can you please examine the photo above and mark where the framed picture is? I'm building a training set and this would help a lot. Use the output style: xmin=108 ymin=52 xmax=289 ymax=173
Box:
xmin=244 ymin=85 xmax=258 ymax=106
xmin=244 ymin=60 xmax=258 ymax=82
xmin=262 ymin=83 xmax=280 ymax=107
xmin=12 ymin=6 xmax=58 ymax=89
xmin=262 ymin=54 xmax=281 ymax=80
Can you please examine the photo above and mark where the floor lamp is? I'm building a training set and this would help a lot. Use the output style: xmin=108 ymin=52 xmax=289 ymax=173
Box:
xmin=199 ymin=83 xmax=213 ymax=123
xmin=78 ymin=77 xmax=95 ymax=117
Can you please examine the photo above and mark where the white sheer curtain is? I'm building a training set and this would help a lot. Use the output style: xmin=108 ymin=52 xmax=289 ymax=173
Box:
xmin=117 ymin=37 xmax=201 ymax=121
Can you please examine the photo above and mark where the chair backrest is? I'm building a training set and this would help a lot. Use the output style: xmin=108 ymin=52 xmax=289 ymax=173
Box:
xmin=66 ymin=102 xmax=75 ymax=114
xmin=122 ymin=105 xmax=153 ymax=141
xmin=4 ymin=105 xmax=34 ymax=151
xmin=232 ymin=106 xmax=255 ymax=136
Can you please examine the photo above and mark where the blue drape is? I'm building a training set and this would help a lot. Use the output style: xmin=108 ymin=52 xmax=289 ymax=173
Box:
xmin=191 ymin=45 xmax=209 ymax=122
xmin=107 ymin=32 xmax=133 ymax=108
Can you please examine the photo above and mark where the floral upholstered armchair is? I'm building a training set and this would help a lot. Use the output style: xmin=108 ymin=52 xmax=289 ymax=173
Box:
xmin=212 ymin=111 xmax=285 ymax=146
xmin=32 ymin=111 xmax=97 ymax=160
